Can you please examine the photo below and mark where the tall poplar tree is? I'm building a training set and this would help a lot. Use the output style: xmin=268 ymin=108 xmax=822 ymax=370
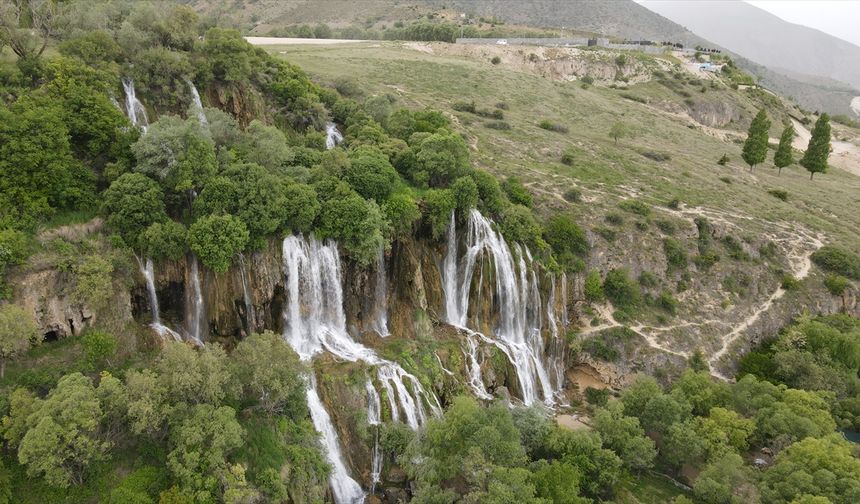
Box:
xmin=773 ymin=124 xmax=795 ymax=175
xmin=800 ymin=114 xmax=831 ymax=180
xmin=742 ymin=109 xmax=770 ymax=172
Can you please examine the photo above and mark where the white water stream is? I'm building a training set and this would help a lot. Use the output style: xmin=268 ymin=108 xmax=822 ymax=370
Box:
xmin=138 ymin=257 xmax=182 ymax=342
xmin=121 ymin=78 xmax=149 ymax=133
xmin=325 ymin=122 xmax=344 ymax=149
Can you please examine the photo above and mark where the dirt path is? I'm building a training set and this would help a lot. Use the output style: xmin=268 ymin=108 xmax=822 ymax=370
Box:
xmin=245 ymin=37 xmax=369 ymax=45
xmin=789 ymin=118 xmax=860 ymax=177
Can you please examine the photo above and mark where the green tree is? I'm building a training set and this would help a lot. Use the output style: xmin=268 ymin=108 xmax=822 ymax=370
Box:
xmin=156 ymin=341 xmax=232 ymax=406
xmin=693 ymin=453 xmax=759 ymax=504
xmin=584 ymin=269 xmax=604 ymax=302
xmin=382 ymin=192 xmax=421 ymax=239
xmin=167 ymin=404 xmax=244 ymax=500
xmin=422 ymin=188 xmax=456 ymax=240
xmin=17 ymin=373 xmax=109 ymax=487
xmin=671 ymin=370 xmax=729 ymax=416
xmin=532 ymin=460 xmax=589 ymax=504
xmin=592 ymin=401 xmax=656 ymax=471
xmin=800 ymin=114 xmax=831 ymax=180
xmin=230 ymin=331 xmax=306 ymax=415
xmin=317 ymin=184 xmax=387 ymax=266
xmin=603 ymin=268 xmax=642 ymax=309
xmin=234 ymin=121 xmax=295 ymax=174
xmin=221 ymin=163 xmax=288 ymax=249
xmin=102 ymin=173 xmax=167 ymax=245
xmin=450 ymin=176 xmax=479 ymax=215
xmin=414 ymin=131 xmax=471 ymax=187
xmin=608 ymin=121 xmax=629 ymax=144
xmin=502 ymin=176 xmax=533 ymax=208
xmin=471 ymin=169 xmax=506 ymax=216
xmin=544 ymin=215 xmax=587 ymax=261
xmin=188 ymin=215 xmax=249 ymax=273
xmin=80 ymin=330 xmax=118 ymax=370
xmin=742 ymin=109 xmax=770 ymax=171
xmin=0 ymin=304 xmax=39 ymax=378
xmin=754 ymin=388 xmax=837 ymax=447
xmin=774 ymin=124 xmax=795 ymax=175
xmin=139 ymin=221 xmax=188 ymax=261
xmin=499 ymin=205 xmax=546 ymax=252
xmin=125 ymin=368 xmax=169 ymax=437
xmin=132 ymin=116 xmax=217 ymax=196
xmin=344 ymin=145 xmax=399 ymax=202
xmin=760 ymin=435 xmax=860 ymax=504
xmin=281 ymin=183 xmax=320 ymax=234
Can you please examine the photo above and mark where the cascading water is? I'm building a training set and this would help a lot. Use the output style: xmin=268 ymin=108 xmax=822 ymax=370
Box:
xmin=281 ymin=235 xmax=441 ymax=502
xmin=546 ymin=276 xmax=567 ymax=403
xmin=237 ymin=253 xmax=256 ymax=334
xmin=186 ymin=78 xmax=208 ymax=126
xmin=372 ymin=247 xmax=390 ymax=337
xmin=121 ymin=78 xmax=149 ymax=133
xmin=306 ymin=376 xmax=365 ymax=504
xmin=187 ymin=256 xmax=205 ymax=345
xmin=366 ymin=380 xmax=382 ymax=494
xmin=137 ymin=257 xmax=182 ymax=342
xmin=463 ymin=331 xmax=493 ymax=400
xmin=325 ymin=122 xmax=344 ymax=149
xmin=442 ymin=210 xmax=558 ymax=406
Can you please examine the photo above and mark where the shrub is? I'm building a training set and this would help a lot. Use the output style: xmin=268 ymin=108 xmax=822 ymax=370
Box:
xmin=470 ymin=170 xmax=506 ymax=216
xmin=344 ymin=146 xmax=399 ymax=202
xmin=580 ymin=75 xmax=594 ymax=85
xmin=139 ymin=221 xmax=187 ymax=261
xmin=452 ymin=101 xmax=476 ymax=113
xmin=694 ymin=250 xmax=720 ymax=270
xmin=585 ymin=387 xmax=610 ymax=407
xmin=666 ymin=198 xmax=681 ymax=210
xmin=543 ymin=215 xmax=587 ymax=257
xmin=656 ymin=291 xmax=678 ymax=315
xmin=188 ymin=214 xmax=250 ymax=273
xmin=495 ymin=102 xmax=509 ymax=110
xmin=603 ymin=268 xmax=642 ymax=309
xmin=499 ymin=205 xmax=545 ymax=251
xmin=663 ymin=238 xmax=688 ymax=269
xmin=584 ymin=269 xmax=604 ymax=302
xmin=767 ymin=189 xmax=788 ymax=201
xmin=605 ymin=213 xmax=624 ymax=226
xmin=80 ymin=330 xmax=118 ymax=369
xmin=620 ymin=93 xmax=647 ymax=104
xmin=560 ymin=152 xmax=575 ymax=166
xmin=618 ymin=199 xmax=651 ymax=217
xmin=638 ymin=150 xmax=671 ymax=162
xmin=562 ymin=188 xmax=581 ymax=202
xmin=812 ymin=246 xmax=860 ymax=279
xmin=382 ymin=192 xmax=421 ymax=239
xmin=594 ymin=226 xmax=617 ymax=242
xmin=74 ymin=255 xmax=115 ymax=308
xmin=719 ymin=176 xmax=732 ymax=184
xmin=717 ymin=154 xmax=730 ymax=165
xmin=538 ymin=120 xmax=568 ymax=133
xmin=490 ymin=56 xmax=501 ymax=65
xmin=781 ymin=275 xmax=801 ymax=291
xmin=824 ymin=275 xmax=849 ymax=296
xmin=638 ymin=271 xmax=659 ymax=289
xmin=450 ymin=177 xmax=479 ymax=215
xmin=484 ymin=121 xmax=511 ymax=130
xmin=502 ymin=177 xmax=533 ymax=208
xmin=655 ymin=219 xmax=676 ymax=235
xmin=422 ymin=189 xmax=456 ymax=240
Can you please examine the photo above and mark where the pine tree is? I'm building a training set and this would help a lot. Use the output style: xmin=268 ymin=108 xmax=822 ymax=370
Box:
xmin=741 ymin=109 xmax=770 ymax=171
xmin=773 ymin=124 xmax=795 ymax=175
xmin=800 ymin=114 xmax=831 ymax=180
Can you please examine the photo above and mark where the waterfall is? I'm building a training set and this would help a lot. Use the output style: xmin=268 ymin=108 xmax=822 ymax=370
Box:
xmin=238 ymin=253 xmax=256 ymax=334
xmin=366 ymin=380 xmax=382 ymax=493
xmin=441 ymin=209 xmax=557 ymax=407
xmin=325 ymin=122 xmax=344 ymax=149
xmin=372 ymin=247 xmax=390 ymax=337
xmin=121 ymin=78 xmax=149 ymax=133
xmin=137 ymin=257 xmax=182 ymax=342
xmin=186 ymin=78 xmax=208 ymax=125
xmin=187 ymin=256 xmax=205 ymax=345
xmin=281 ymin=235 xmax=441 ymax=500
xmin=560 ymin=272 xmax=569 ymax=325
xmin=546 ymin=276 xmax=567 ymax=403
xmin=306 ymin=376 xmax=366 ymax=504
xmin=463 ymin=331 xmax=493 ymax=400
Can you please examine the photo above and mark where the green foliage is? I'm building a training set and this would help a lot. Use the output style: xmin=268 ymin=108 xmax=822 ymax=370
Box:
xmin=282 ymin=183 xmax=320 ymax=234
xmin=188 ymin=215 xmax=249 ymax=273
xmin=131 ymin=116 xmax=216 ymax=196
xmin=543 ymin=215 xmax=587 ymax=262
xmin=139 ymin=221 xmax=187 ymax=261
xmin=219 ymin=163 xmax=289 ymax=249
xmin=774 ymin=124 xmax=795 ymax=173
xmin=316 ymin=183 xmax=387 ymax=266
xmin=768 ymin=189 xmax=789 ymax=201
xmin=0 ymin=304 xmax=40 ymax=378
xmin=450 ymin=176 xmax=479 ymax=216
xmin=234 ymin=121 xmax=296 ymax=174
xmin=200 ymin=28 xmax=261 ymax=84
xmin=166 ymin=404 xmax=244 ymax=500
xmin=671 ymin=370 xmax=729 ymax=417
xmin=532 ymin=460 xmax=589 ymax=504
xmin=539 ymin=120 xmax=568 ymax=133
xmin=663 ymin=238 xmax=688 ymax=269
xmin=742 ymin=109 xmax=770 ymax=170
xmin=585 ymin=387 xmax=610 ymax=407
xmin=73 ymin=255 xmax=114 ymax=308
xmin=823 ymin=274 xmax=850 ymax=295
xmin=17 ymin=373 xmax=109 ymax=487
xmin=502 ymin=177 xmax=533 ymax=208
xmin=760 ymin=435 xmax=860 ymax=504
xmin=230 ymin=331 xmax=306 ymax=416
xmin=471 ymin=170 xmax=506 ymax=216
xmin=812 ymin=246 xmax=860 ymax=279
xmin=498 ymin=205 xmax=546 ymax=252
xmin=541 ymin=428 xmax=623 ymax=499
xmin=102 ymin=173 xmax=167 ymax=245
xmin=618 ymin=199 xmax=651 ymax=216
xmin=593 ymin=402 xmax=656 ymax=471
xmin=717 ymin=153 xmax=730 ymax=165
xmin=692 ymin=453 xmax=757 ymax=504
xmin=344 ymin=145 xmax=399 ymax=202
xmin=800 ymin=114 xmax=831 ymax=179
xmin=413 ymin=131 xmax=471 ymax=187
xmin=608 ymin=121 xmax=629 ymax=144
xmin=584 ymin=269 xmax=604 ymax=302
xmin=80 ymin=330 xmax=117 ymax=370
xmin=0 ymin=99 xmax=93 ymax=229
xmin=108 ymin=466 xmax=167 ymax=504
xmin=603 ymin=268 xmax=642 ymax=309
xmin=422 ymin=189 xmax=456 ymax=240
xmin=382 ymin=192 xmax=421 ymax=239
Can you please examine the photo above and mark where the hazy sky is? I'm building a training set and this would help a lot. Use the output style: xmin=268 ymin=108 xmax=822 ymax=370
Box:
xmin=744 ymin=1 xmax=860 ymax=47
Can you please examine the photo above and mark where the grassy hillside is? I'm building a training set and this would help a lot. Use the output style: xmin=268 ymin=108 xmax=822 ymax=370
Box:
xmin=270 ymin=41 xmax=860 ymax=251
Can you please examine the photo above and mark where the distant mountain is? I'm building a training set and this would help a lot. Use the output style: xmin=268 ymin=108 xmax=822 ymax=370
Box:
xmin=640 ymin=1 xmax=860 ymax=92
